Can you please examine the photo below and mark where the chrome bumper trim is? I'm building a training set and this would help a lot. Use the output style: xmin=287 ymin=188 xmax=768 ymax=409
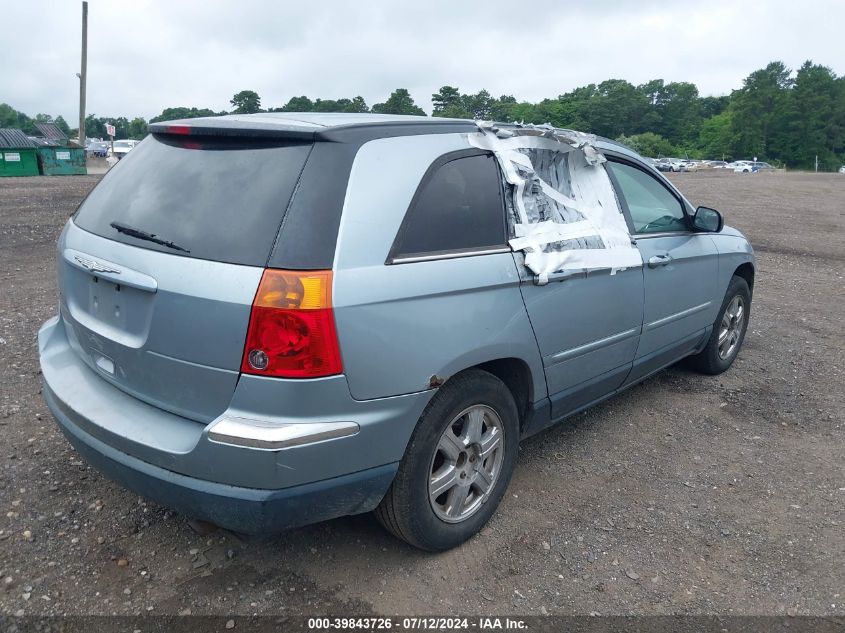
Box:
xmin=207 ymin=417 xmax=359 ymax=450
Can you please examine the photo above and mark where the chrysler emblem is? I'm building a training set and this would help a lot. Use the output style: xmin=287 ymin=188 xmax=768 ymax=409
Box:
xmin=74 ymin=255 xmax=122 ymax=275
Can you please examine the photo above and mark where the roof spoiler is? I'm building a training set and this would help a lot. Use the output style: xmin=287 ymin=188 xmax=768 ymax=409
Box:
xmin=148 ymin=117 xmax=478 ymax=144
xmin=148 ymin=119 xmax=316 ymax=142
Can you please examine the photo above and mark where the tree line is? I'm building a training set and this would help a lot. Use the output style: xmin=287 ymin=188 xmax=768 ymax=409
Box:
xmin=2 ymin=59 xmax=842 ymax=169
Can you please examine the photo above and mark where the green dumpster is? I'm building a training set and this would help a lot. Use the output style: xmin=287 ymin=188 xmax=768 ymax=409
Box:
xmin=35 ymin=144 xmax=87 ymax=175
xmin=33 ymin=122 xmax=87 ymax=175
xmin=0 ymin=129 xmax=39 ymax=177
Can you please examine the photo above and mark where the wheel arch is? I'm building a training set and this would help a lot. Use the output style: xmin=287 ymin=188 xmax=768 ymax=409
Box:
xmin=733 ymin=262 xmax=755 ymax=294
xmin=442 ymin=357 xmax=535 ymax=433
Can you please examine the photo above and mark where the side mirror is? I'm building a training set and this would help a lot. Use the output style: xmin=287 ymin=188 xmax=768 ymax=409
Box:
xmin=693 ymin=206 xmax=723 ymax=232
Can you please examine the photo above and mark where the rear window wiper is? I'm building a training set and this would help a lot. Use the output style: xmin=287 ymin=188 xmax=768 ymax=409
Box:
xmin=109 ymin=222 xmax=190 ymax=253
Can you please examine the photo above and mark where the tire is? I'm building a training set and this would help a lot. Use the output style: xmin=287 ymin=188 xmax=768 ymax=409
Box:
xmin=375 ymin=369 xmax=519 ymax=551
xmin=687 ymin=275 xmax=751 ymax=375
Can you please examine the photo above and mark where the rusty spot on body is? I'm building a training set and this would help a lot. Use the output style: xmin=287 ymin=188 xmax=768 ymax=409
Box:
xmin=428 ymin=374 xmax=445 ymax=388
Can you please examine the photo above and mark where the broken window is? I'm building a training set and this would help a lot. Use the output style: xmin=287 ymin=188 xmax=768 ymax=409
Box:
xmin=470 ymin=123 xmax=642 ymax=281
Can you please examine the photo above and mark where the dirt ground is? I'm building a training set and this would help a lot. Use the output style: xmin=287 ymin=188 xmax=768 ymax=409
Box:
xmin=0 ymin=170 xmax=842 ymax=617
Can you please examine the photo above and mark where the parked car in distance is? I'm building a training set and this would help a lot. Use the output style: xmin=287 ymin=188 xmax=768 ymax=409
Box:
xmin=706 ymin=161 xmax=729 ymax=169
xmin=727 ymin=160 xmax=752 ymax=170
xmin=86 ymin=140 xmax=109 ymax=158
xmin=38 ymin=113 xmax=755 ymax=551
xmin=656 ymin=158 xmax=686 ymax=172
xmin=109 ymin=139 xmax=139 ymax=159
xmin=734 ymin=161 xmax=775 ymax=173
xmin=839 ymin=165 xmax=845 ymax=173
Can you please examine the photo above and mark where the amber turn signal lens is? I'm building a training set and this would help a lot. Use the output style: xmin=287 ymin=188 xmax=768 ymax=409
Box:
xmin=254 ymin=270 xmax=332 ymax=310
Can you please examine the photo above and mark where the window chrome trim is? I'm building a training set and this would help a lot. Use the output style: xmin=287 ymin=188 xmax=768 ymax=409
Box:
xmin=390 ymin=246 xmax=512 ymax=265
xmin=633 ymin=231 xmax=700 ymax=240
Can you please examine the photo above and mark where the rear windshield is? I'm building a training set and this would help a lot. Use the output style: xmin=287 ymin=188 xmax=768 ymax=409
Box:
xmin=74 ymin=134 xmax=312 ymax=266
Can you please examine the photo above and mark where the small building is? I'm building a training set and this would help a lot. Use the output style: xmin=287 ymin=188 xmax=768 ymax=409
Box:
xmin=33 ymin=122 xmax=87 ymax=175
xmin=0 ymin=128 xmax=39 ymax=177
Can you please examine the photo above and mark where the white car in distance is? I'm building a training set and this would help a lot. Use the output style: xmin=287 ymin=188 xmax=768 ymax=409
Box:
xmin=109 ymin=139 xmax=140 ymax=160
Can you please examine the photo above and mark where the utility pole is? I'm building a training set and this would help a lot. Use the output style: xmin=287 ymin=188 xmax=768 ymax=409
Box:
xmin=815 ymin=155 xmax=819 ymax=173
xmin=78 ymin=1 xmax=88 ymax=145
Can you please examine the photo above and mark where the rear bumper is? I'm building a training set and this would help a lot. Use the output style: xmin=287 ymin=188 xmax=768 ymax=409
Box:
xmin=39 ymin=315 xmax=430 ymax=532
xmin=51 ymin=394 xmax=397 ymax=533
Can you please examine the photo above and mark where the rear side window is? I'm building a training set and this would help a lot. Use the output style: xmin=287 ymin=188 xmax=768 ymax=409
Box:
xmin=390 ymin=152 xmax=505 ymax=260
xmin=74 ymin=135 xmax=312 ymax=266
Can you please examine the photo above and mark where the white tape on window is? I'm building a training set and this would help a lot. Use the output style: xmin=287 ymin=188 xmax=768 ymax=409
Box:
xmin=468 ymin=122 xmax=640 ymax=276
xmin=524 ymin=247 xmax=643 ymax=276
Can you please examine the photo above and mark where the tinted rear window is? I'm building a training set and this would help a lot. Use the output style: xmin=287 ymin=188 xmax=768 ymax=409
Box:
xmin=390 ymin=153 xmax=506 ymax=259
xmin=74 ymin=135 xmax=312 ymax=266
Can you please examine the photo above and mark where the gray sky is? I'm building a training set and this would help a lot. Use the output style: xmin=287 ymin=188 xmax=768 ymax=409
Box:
xmin=2 ymin=0 xmax=842 ymax=122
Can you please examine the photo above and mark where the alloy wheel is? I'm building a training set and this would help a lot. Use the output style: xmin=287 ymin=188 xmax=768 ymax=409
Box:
xmin=718 ymin=295 xmax=745 ymax=360
xmin=428 ymin=405 xmax=505 ymax=523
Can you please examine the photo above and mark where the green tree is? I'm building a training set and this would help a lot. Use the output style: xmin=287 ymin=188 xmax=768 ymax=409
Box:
xmin=634 ymin=79 xmax=666 ymax=131
xmin=149 ymin=107 xmax=220 ymax=123
xmin=230 ymin=90 xmax=262 ymax=114
xmin=371 ymin=89 xmax=425 ymax=116
xmin=488 ymin=95 xmax=518 ymax=121
xmin=4 ymin=58 xmax=845 ymax=169
xmin=277 ymin=96 xmax=314 ymax=112
xmin=431 ymin=88 xmax=506 ymax=120
xmin=432 ymin=86 xmax=464 ymax=116
xmin=636 ymin=80 xmax=702 ymax=144
xmin=488 ymin=99 xmax=540 ymax=123
xmin=348 ymin=96 xmax=369 ymax=113
xmin=659 ymin=82 xmax=701 ymax=145
xmin=53 ymin=115 xmax=71 ymax=137
xmin=273 ymin=95 xmax=368 ymax=113
xmin=697 ymin=111 xmax=737 ymax=160
xmin=699 ymin=95 xmax=730 ymax=119
xmin=787 ymin=61 xmax=843 ymax=168
xmin=616 ymin=132 xmax=676 ymax=158
xmin=128 ymin=117 xmax=148 ymax=140
xmin=581 ymin=80 xmax=651 ymax=138
xmin=0 ymin=103 xmax=36 ymax=134
xmin=730 ymin=61 xmax=793 ymax=159
xmin=462 ymin=90 xmax=494 ymax=119
xmin=84 ymin=115 xmax=106 ymax=139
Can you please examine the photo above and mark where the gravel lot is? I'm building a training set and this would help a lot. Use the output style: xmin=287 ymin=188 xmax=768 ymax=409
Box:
xmin=0 ymin=170 xmax=842 ymax=617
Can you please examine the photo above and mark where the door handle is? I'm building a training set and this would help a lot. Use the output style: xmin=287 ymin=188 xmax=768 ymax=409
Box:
xmin=647 ymin=254 xmax=673 ymax=268
xmin=533 ymin=270 xmax=585 ymax=285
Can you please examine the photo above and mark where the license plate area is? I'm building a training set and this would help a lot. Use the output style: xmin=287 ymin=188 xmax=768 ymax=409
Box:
xmin=88 ymin=276 xmax=128 ymax=330
xmin=63 ymin=264 xmax=155 ymax=350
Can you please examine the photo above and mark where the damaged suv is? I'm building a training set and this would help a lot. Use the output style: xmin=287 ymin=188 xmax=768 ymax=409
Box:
xmin=39 ymin=113 xmax=754 ymax=551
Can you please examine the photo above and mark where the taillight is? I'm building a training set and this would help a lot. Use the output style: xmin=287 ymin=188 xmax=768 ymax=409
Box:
xmin=241 ymin=269 xmax=342 ymax=378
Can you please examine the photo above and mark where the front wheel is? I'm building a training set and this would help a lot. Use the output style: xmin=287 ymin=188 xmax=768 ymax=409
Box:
xmin=688 ymin=275 xmax=751 ymax=374
xmin=375 ymin=369 xmax=519 ymax=551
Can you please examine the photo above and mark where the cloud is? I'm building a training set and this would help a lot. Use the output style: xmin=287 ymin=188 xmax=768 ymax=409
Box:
xmin=1 ymin=0 xmax=842 ymax=122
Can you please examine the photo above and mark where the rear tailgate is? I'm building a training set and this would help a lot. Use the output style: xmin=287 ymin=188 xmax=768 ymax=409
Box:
xmin=65 ymin=133 xmax=312 ymax=422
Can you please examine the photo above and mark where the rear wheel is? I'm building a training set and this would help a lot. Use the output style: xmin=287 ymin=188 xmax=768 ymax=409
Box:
xmin=688 ymin=275 xmax=751 ymax=374
xmin=375 ymin=369 xmax=519 ymax=551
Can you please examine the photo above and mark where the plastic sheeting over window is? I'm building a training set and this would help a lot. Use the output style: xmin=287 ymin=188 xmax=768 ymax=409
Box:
xmin=468 ymin=123 xmax=642 ymax=281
